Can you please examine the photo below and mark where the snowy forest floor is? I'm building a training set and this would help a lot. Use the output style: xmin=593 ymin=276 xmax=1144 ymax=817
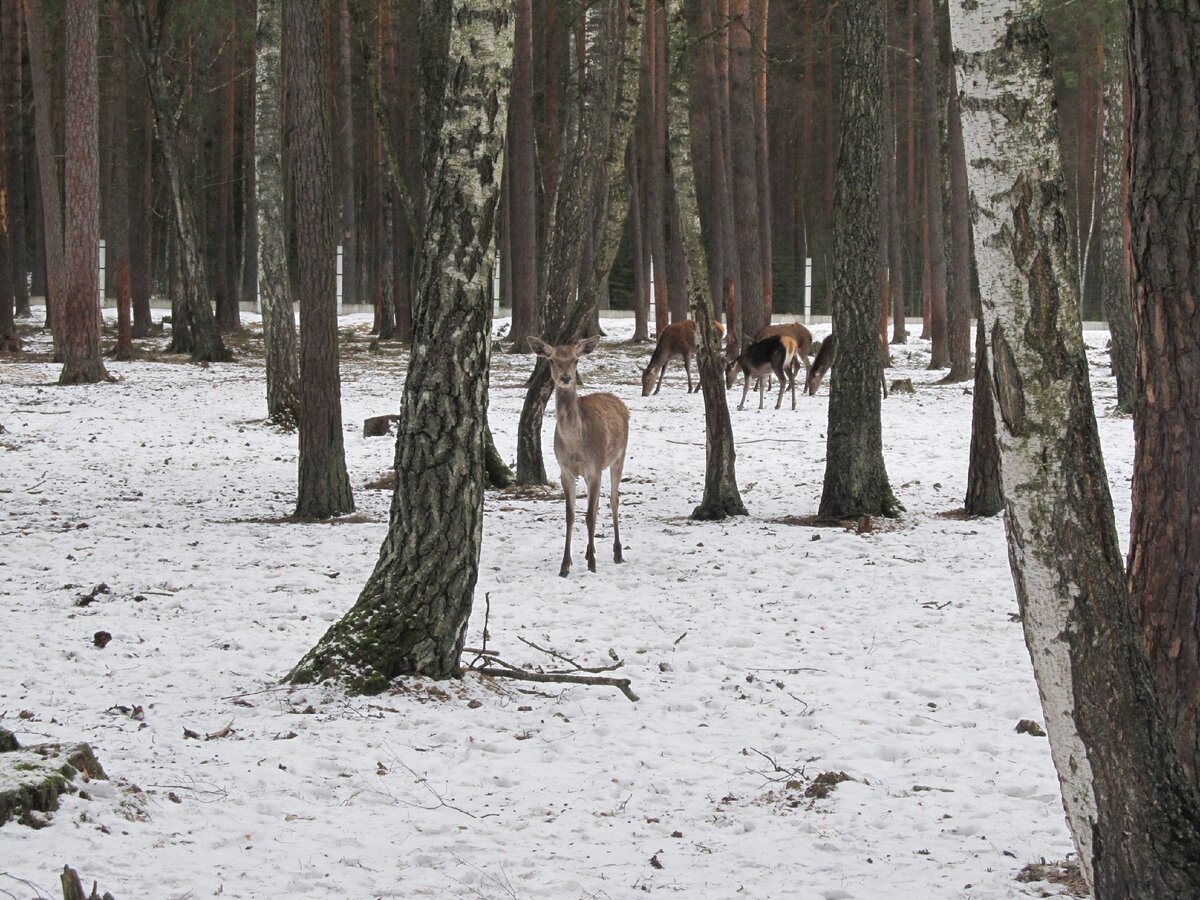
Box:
xmin=0 ymin=310 xmax=1125 ymax=899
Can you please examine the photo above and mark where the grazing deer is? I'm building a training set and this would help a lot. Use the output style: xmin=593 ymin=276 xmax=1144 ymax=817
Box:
xmin=641 ymin=319 xmax=726 ymax=396
xmin=726 ymin=321 xmax=815 ymax=391
xmin=529 ymin=336 xmax=630 ymax=577
xmin=728 ymin=334 xmax=799 ymax=410
xmin=806 ymin=333 xmax=837 ymax=395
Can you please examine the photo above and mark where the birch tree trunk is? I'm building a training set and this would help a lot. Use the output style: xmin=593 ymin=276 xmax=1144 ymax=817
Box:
xmin=255 ymin=0 xmax=301 ymax=426
xmin=671 ymin=0 xmax=745 ymax=519
xmin=514 ymin=0 xmax=642 ymax=486
xmin=1127 ymin=0 xmax=1200 ymax=794
xmin=289 ymin=3 xmax=512 ymax=690
xmin=818 ymin=0 xmax=900 ymax=520
xmin=951 ymin=1 xmax=1200 ymax=893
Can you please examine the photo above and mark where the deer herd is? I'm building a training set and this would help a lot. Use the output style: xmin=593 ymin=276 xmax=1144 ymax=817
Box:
xmin=528 ymin=321 xmax=837 ymax=577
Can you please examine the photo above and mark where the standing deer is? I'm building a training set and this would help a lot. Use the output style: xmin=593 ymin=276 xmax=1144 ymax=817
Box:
xmin=529 ymin=336 xmax=630 ymax=577
xmin=641 ymin=319 xmax=726 ymax=396
xmin=726 ymin=321 xmax=815 ymax=392
xmin=728 ymin=334 xmax=800 ymax=410
xmin=806 ymin=333 xmax=837 ymax=395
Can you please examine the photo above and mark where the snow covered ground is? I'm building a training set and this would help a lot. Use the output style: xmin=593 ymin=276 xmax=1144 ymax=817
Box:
xmin=1 ymin=309 xmax=1129 ymax=899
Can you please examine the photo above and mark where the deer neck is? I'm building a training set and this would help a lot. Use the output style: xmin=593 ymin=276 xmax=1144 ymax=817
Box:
xmin=553 ymin=383 xmax=584 ymax=434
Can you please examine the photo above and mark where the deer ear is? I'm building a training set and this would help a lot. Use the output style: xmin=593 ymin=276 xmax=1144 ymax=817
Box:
xmin=576 ymin=336 xmax=602 ymax=356
xmin=527 ymin=336 xmax=551 ymax=357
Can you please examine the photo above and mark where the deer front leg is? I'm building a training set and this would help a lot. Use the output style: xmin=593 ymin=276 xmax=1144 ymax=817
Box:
xmin=684 ymin=352 xmax=694 ymax=393
xmin=610 ymin=457 xmax=625 ymax=563
xmin=560 ymin=473 xmax=576 ymax=577
xmin=654 ymin=362 xmax=667 ymax=394
xmin=584 ymin=475 xmax=601 ymax=572
xmin=739 ymin=372 xmax=751 ymax=410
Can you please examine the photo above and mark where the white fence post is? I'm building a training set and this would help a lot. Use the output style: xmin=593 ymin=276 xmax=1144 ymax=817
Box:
xmin=804 ymin=257 xmax=813 ymax=324
xmin=336 ymin=244 xmax=343 ymax=314
xmin=98 ymin=239 xmax=106 ymax=306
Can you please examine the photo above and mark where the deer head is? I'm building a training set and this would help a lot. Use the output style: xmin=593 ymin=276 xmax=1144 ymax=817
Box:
xmin=528 ymin=336 xmax=601 ymax=391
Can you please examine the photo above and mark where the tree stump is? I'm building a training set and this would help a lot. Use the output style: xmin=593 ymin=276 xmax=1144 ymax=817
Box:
xmin=61 ymin=864 xmax=116 ymax=900
xmin=363 ymin=414 xmax=401 ymax=437
xmin=0 ymin=731 xmax=107 ymax=827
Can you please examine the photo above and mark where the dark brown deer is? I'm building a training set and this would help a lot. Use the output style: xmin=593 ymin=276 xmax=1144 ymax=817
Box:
xmin=728 ymin=334 xmax=800 ymax=410
xmin=529 ymin=336 xmax=630 ymax=577
xmin=726 ymin=321 xmax=815 ymax=391
xmin=641 ymin=320 xmax=726 ymax=396
xmin=806 ymin=333 xmax=837 ymax=395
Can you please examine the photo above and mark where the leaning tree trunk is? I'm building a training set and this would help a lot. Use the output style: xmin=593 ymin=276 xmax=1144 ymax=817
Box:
xmin=1098 ymin=17 xmax=1134 ymax=415
xmin=951 ymin=2 xmax=1200 ymax=894
xmin=818 ymin=0 xmax=900 ymax=520
xmin=514 ymin=0 xmax=642 ymax=486
xmin=1126 ymin=0 xmax=1200 ymax=794
xmin=128 ymin=0 xmax=229 ymax=363
xmin=255 ymin=0 xmax=301 ymax=426
xmin=289 ymin=3 xmax=512 ymax=691
xmin=57 ymin=0 xmax=109 ymax=385
xmin=286 ymin=0 xmax=355 ymax=520
xmin=669 ymin=0 xmax=745 ymax=519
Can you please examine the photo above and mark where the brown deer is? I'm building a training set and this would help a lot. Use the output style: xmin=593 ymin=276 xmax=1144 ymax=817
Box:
xmin=806 ymin=333 xmax=837 ymax=395
xmin=728 ymin=334 xmax=800 ymax=410
xmin=725 ymin=321 xmax=815 ymax=392
xmin=641 ymin=319 xmax=726 ymax=396
xmin=529 ymin=336 xmax=630 ymax=577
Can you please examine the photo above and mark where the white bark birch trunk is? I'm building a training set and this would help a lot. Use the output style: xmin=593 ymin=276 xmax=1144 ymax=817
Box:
xmin=950 ymin=2 xmax=1200 ymax=894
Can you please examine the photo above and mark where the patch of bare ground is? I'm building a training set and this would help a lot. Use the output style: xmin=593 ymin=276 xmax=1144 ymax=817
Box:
xmin=1016 ymin=860 xmax=1088 ymax=897
xmin=771 ymin=514 xmax=907 ymax=535
xmin=227 ymin=512 xmax=384 ymax=526
xmin=494 ymin=483 xmax=562 ymax=502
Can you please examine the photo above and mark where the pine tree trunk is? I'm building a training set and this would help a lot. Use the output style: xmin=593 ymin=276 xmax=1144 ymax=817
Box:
xmin=214 ymin=29 xmax=241 ymax=334
xmin=918 ymin=0 xmax=947 ymax=368
xmin=0 ymin=78 xmax=14 ymax=349
xmin=23 ymin=0 xmax=65 ymax=338
xmin=818 ymin=0 xmax=899 ymax=520
xmin=701 ymin=0 xmax=739 ymax=330
xmin=4 ymin=0 xmax=28 ymax=324
xmin=943 ymin=29 xmax=972 ymax=382
xmin=951 ymin=3 xmax=1200 ymax=893
xmin=57 ymin=0 xmax=108 ymax=384
xmin=129 ymin=0 xmax=229 ymax=363
xmin=751 ymin=0 xmax=771 ymax=321
xmin=336 ymin=0 xmax=356 ymax=311
xmin=130 ymin=95 xmax=153 ymax=338
xmin=290 ymin=3 xmax=512 ymax=691
xmin=1127 ymin=0 xmax=1200 ymax=795
xmin=286 ymin=0 xmax=355 ymax=519
xmin=255 ymin=0 xmax=300 ymax=426
xmin=647 ymin=1 xmax=670 ymax=334
xmin=964 ymin=314 xmax=1001 ymax=516
xmin=728 ymin=0 xmax=765 ymax=338
xmin=627 ymin=132 xmax=651 ymax=341
xmin=107 ymin=0 xmax=133 ymax=361
xmin=506 ymin=0 xmax=538 ymax=353
xmin=671 ymin=0 xmax=745 ymax=520
xmin=1099 ymin=19 xmax=1134 ymax=415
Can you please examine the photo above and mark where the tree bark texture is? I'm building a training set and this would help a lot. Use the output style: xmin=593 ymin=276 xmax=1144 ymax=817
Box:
xmin=515 ymin=0 xmax=642 ymax=486
xmin=4 ymin=0 xmax=28 ymax=324
xmin=506 ymin=0 xmax=538 ymax=353
xmin=672 ymin=0 xmax=745 ymax=520
xmin=1127 ymin=0 xmax=1200 ymax=795
xmin=130 ymin=92 xmax=153 ymax=338
xmin=963 ymin=315 xmax=1001 ymax=516
xmin=336 ymin=0 xmax=357 ymax=311
xmin=285 ymin=0 xmax=355 ymax=519
xmin=255 ymin=0 xmax=301 ymax=426
xmin=952 ymin=2 xmax=1200 ymax=894
xmin=728 ymin=0 xmax=765 ymax=340
xmin=23 ymin=0 xmax=65 ymax=336
xmin=290 ymin=2 xmax=512 ymax=690
xmin=919 ymin=0 xmax=948 ymax=367
xmin=1099 ymin=18 xmax=1134 ymax=414
xmin=818 ymin=0 xmax=899 ymax=520
xmin=57 ymin=0 xmax=108 ymax=384
xmin=129 ymin=0 xmax=229 ymax=363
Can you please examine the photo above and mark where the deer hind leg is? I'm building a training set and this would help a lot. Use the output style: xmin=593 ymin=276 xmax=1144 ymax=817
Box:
xmin=560 ymin=473 xmax=576 ymax=577
xmin=585 ymin=474 xmax=602 ymax=572
xmin=774 ymin=361 xmax=788 ymax=409
xmin=684 ymin=352 xmax=695 ymax=393
xmin=610 ymin=455 xmax=625 ymax=564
